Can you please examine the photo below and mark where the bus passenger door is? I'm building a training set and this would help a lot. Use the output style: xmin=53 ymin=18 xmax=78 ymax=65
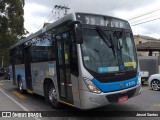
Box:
xmin=55 ymin=31 xmax=73 ymax=104
xmin=24 ymin=46 xmax=32 ymax=90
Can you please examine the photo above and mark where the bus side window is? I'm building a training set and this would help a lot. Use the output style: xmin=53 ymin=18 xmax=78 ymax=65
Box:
xmin=31 ymin=30 xmax=55 ymax=63
xmin=14 ymin=45 xmax=24 ymax=64
xmin=70 ymin=30 xmax=79 ymax=76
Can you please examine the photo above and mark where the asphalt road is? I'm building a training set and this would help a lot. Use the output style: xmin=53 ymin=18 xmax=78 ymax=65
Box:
xmin=0 ymin=80 xmax=159 ymax=120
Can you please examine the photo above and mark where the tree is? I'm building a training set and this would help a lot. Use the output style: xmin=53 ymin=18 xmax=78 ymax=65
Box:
xmin=0 ymin=0 xmax=25 ymax=67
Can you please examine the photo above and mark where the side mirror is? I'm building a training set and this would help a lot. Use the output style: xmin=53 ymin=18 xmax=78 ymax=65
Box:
xmin=68 ymin=21 xmax=83 ymax=44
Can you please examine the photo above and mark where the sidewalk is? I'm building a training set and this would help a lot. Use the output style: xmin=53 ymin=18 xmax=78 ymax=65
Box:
xmin=0 ymin=86 xmax=40 ymax=120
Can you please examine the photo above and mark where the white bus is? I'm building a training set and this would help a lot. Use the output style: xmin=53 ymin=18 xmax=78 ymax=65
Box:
xmin=10 ymin=12 xmax=141 ymax=109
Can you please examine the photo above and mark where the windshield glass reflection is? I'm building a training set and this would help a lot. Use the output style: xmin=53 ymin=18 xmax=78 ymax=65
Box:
xmin=81 ymin=29 xmax=137 ymax=74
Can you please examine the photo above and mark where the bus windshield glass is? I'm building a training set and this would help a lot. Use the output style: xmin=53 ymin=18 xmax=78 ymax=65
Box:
xmin=113 ymin=30 xmax=136 ymax=71
xmin=81 ymin=29 xmax=137 ymax=74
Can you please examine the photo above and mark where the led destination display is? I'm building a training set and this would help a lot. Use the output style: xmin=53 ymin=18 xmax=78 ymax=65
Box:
xmin=76 ymin=13 xmax=131 ymax=29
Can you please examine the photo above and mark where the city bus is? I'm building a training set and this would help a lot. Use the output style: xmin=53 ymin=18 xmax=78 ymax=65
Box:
xmin=10 ymin=12 xmax=141 ymax=109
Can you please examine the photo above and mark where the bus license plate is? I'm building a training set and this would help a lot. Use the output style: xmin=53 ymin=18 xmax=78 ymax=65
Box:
xmin=118 ymin=96 xmax=128 ymax=102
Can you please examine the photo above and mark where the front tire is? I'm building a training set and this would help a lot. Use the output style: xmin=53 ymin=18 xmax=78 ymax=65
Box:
xmin=18 ymin=77 xmax=24 ymax=94
xmin=151 ymin=79 xmax=160 ymax=91
xmin=18 ymin=79 xmax=25 ymax=93
xmin=46 ymin=83 xmax=60 ymax=108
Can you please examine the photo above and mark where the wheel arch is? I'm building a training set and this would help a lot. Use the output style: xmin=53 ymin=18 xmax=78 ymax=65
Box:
xmin=43 ymin=77 xmax=61 ymax=108
xmin=43 ymin=78 xmax=54 ymax=97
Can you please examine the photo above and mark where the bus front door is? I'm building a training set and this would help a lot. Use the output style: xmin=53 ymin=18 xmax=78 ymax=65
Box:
xmin=24 ymin=47 xmax=32 ymax=91
xmin=55 ymin=32 xmax=73 ymax=104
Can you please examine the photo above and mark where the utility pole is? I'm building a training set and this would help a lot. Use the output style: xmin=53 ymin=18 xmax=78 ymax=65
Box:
xmin=54 ymin=5 xmax=70 ymax=19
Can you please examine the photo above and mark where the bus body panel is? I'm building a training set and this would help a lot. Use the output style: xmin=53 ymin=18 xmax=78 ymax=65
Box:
xmin=77 ymin=49 xmax=141 ymax=109
xmin=79 ymin=84 xmax=141 ymax=109
xmin=14 ymin=64 xmax=26 ymax=89
xmin=92 ymin=73 xmax=139 ymax=93
xmin=77 ymin=45 xmax=94 ymax=91
xmin=30 ymin=61 xmax=59 ymax=97
xmin=70 ymin=74 xmax=81 ymax=108
xmin=9 ymin=65 xmax=13 ymax=81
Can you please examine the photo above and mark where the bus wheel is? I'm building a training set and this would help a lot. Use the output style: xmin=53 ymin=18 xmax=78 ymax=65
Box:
xmin=48 ymin=84 xmax=60 ymax=108
xmin=18 ymin=80 xmax=24 ymax=94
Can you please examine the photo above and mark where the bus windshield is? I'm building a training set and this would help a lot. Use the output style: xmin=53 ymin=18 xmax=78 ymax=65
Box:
xmin=81 ymin=28 xmax=137 ymax=74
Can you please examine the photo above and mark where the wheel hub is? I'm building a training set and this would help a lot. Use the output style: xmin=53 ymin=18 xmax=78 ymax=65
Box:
xmin=49 ymin=88 xmax=57 ymax=102
xmin=151 ymin=80 xmax=160 ymax=90
xmin=19 ymin=82 xmax=23 ymax=90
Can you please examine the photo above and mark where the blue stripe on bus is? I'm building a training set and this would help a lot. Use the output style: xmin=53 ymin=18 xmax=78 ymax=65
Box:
xmin=92 ymin=73 xmax=139 ymax=93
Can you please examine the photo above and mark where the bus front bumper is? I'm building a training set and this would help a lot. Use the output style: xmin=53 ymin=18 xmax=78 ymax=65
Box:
xmin=79 ymin=84 xmax=141 ymax=109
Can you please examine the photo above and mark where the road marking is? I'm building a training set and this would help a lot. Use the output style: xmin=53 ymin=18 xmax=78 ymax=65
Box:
xmin=12 ymin=90 xmax=27 ymax=100
xmin=27 ymin=89 xmax=33 ymax=94
xmin=0 ymin=82 xmax=4 ymax=86
xmin=0 ymin=88 xmax=29 ymax=111
xmin=0 ymin=88 xmax=41 ymax=120
xmin=0 ymin=80 xmax=11 ymax=82
xmin=59 ymin=100 xmax=75 ymax=107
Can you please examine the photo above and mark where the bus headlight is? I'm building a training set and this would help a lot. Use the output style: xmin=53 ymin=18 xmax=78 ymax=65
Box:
xmin=137 ymin=73 xmax=141 ymax=85
xmin=83 ymin=78 xmax=102 ymax=94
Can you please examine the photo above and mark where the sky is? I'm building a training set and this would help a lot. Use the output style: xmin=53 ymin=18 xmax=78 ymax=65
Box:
xmin=24 ymin=0 xmax=160 ymax=39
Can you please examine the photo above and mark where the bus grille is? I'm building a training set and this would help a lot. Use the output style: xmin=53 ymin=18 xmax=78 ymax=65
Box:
xmin=95 ymin=72 xmax=136 ymax=83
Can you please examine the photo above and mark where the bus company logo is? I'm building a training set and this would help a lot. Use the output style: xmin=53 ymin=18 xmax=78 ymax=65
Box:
xmin=120 ymin=83 xmax=124 ymax=89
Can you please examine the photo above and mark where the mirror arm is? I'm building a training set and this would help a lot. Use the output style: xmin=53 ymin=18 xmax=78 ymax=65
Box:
xmin=67 ymin=20 xmax=83 ymax=44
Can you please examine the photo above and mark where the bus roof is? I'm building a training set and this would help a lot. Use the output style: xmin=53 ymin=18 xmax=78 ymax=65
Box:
xmin=10 ymin=12 xmax=130 ymax=50
xmin=10 ymin=12 xmax=76 ymax=50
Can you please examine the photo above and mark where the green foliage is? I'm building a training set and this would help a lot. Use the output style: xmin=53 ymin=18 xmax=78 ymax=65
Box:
xmin=0 ymin=0 xmax=25 ymax=67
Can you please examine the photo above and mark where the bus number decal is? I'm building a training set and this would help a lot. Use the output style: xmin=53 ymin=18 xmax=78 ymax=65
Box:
xmin=126 ymin=81 xmax=136 ymax=87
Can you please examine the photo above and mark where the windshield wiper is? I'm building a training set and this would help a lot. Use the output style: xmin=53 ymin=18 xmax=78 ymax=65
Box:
xmin=96 ymin=26 xmax=113 ymax=48
xmin=96 ymin=26 xmax=116 ymax=60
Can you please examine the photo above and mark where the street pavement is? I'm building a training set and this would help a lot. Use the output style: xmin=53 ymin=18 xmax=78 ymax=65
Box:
xmin=0 ymin=80 xmax=159 ymax=120
xmin=0 ymin=81 xmax=42 ymax=120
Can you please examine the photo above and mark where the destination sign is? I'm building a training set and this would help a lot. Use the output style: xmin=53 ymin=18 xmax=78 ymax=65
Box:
xmin=76 ymin=13 xmax=130 ymax=29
